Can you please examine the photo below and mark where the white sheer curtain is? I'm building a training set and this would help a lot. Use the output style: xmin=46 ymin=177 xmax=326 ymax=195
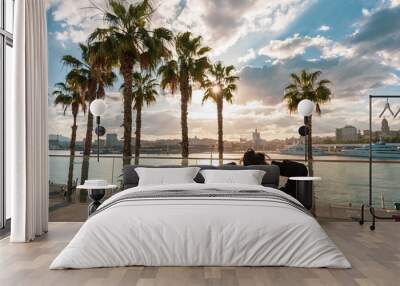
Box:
xmin=7 ymin=0 xmax=49 ymax=242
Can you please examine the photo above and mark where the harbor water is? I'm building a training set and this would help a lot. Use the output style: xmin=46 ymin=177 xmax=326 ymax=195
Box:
xmin=49 ymin=151 xmax=400 ymax=209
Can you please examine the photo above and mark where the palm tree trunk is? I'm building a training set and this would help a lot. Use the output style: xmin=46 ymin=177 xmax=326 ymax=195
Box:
xmin=217 ymin=98 xmax=224 ymax=164
xmin=134 ymin=103 xmax=142 ymax=165
xmin=121 ymin=58 xmax=134 ymax=166
xmin=181 ymin=94 xmax=189 ymax=163
xmin=179 ymin=72 xmax=190 ymax=164
xmin=67 ymin=111 xmax=78 ymax=202
xmin=97 ymin=82 xmax=105 ymax=98
xmin=80 ymin=104 xmax=94 ymax=185
xmin=307 ymin=115 xmax=314 ymax=176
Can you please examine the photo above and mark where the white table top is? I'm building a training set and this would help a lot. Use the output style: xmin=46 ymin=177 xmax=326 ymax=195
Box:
xmin=76 ymin=184 xmax=118 ymax=190
xmin=289 ymin=176 xmax=322 ymax=181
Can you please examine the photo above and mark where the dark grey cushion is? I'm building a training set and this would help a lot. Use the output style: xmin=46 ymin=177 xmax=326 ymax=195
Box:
xmin=122 ymin=164 xmax=280 ymax=189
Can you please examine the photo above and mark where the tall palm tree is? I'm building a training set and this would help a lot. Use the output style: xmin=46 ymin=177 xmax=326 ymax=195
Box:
xmin=202 ymin=62 xmax=239 ymax=162
xmin=62 ymin=43 xmax=116 ymax=184
xmin=159 ymin=32 xmax=211 ymax=161
xmin=89 ymin=0 xmax=172 ymax=165
xmin=53 ymin=82 xmax=86 ymax=200
xmin=283 ymin=69 xmax=332 ymax=174
xmin=122 ymin=72 xmax=159 ymax=164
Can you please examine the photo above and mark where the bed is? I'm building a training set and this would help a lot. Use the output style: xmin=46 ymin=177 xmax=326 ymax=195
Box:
xmin=50 ymin=165 xmax=350 ymax=269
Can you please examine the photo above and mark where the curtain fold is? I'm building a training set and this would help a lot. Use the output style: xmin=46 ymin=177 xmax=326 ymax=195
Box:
xmin=8 ymin=0 xmax=49 ymax=242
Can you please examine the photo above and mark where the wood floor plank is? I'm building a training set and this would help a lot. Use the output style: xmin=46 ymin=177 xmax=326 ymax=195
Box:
xmin=0 ymin=222 xmax=399 ymax=286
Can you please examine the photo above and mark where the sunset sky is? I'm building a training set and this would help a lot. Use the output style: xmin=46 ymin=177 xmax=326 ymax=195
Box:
xmin=47 ymin=0 xmax=400 ymax=141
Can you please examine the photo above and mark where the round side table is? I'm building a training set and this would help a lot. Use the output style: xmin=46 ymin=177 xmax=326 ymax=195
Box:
xmin=77 ymin=184 xmax=117 ymax=215
xmin=289 ymin=177 xmax=321 ymax=211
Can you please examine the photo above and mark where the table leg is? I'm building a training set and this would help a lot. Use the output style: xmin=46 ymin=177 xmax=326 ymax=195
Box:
xmin=296 ymin=181 xmax=313 ymax=211
xmin=88 ymin=189 xmax=105 ymax=216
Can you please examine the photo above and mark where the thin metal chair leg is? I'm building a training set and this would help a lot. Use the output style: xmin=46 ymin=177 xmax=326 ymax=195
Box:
xmin=359 ymin=204 xmax=365 ymax=225
xmin=370 ymin=207 xmax=376 ymax=231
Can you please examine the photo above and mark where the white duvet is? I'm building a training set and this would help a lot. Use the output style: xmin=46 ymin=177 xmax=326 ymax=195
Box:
xmin=50 ymin=183 xmax=351 ymax=269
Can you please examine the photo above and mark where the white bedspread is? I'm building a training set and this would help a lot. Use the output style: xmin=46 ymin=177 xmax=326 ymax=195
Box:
xmin=50 ymin=183 xmax=351 ymax=269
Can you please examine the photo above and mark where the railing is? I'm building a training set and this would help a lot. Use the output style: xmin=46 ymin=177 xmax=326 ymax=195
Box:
xmin=48 ymin=154 xmax=400 ymax=222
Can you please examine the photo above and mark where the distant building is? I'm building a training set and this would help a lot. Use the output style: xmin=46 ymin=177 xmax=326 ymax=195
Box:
xmin=48 ymin=134 xmax=59 ymax=147
xmin=48 ymin=134 xmax=69 ymax=149
xmin=381 ymin=118 xmax=390 ymax=135
xmin=93 ymin=139 xmax=106 ymax=148
xmin=252 ymin=128 xmax=266 ymax=150
xmin=379 ymin=118 xmax=400 ymax=139
xmin=106 ymin=133 xmax=119 ymax=147
xmin=336 ymin=125 xmax=358 ymax=142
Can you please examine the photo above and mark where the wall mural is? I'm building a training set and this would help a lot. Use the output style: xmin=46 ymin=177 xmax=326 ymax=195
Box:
xmin=46 ymin=0 xmax=400 ymax=220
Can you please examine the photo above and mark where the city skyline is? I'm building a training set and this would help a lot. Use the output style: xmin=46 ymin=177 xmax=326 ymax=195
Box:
xmin=47 ymin=0 xmax=400 ymax=141
xmin=49 ymin=117 xmax=400 ymax=153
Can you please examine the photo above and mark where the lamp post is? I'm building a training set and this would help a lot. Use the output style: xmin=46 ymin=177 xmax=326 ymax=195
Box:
xmin=90 ymin=99 xmax=107 ymax=162
xmin=297 ymin=99 xmax=315 ymax=162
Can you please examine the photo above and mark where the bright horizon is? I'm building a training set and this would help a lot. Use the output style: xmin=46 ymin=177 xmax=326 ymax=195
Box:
xmin=47 ymin=0 xmax=400 ymax=141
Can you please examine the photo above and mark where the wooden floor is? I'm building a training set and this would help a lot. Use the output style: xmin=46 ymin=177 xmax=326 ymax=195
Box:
xmin=0 ymin=222 xmax=399 ymax=286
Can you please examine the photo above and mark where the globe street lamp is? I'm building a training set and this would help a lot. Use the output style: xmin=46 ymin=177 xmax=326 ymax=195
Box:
xmin=297 ymin=99 xmax=315 ymax=161
xmin=90 ymin=99 xmax=107 ymax=162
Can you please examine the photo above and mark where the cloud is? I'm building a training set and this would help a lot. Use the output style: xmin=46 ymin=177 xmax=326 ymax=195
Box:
xmin=153 ymin=0 xmax=314 ymax=55
xmin=258 ymin=34 xmax=354 ymax=62
xmin=48 ymin=0 xmax=108 ymax=44
xmin=376 ymin=51 xmax=400 ymax=70
xmin=238 ymin=49 xmax=256 ymax=63
xmin=382 ymin=73 xmax=400 ymax=85
xmin=48 ymin=0 xmax=313 ymax=55
xmin=362 ymin=8 xmax=370 ymax=16
xmin=318 ymin=25 xmax=330 ymax=32
xmin=348 ymin=5 xmax=400 ymax=72
xmin=350 ymin=6 xmax=400 ymax=50
xmin=390 ymin=0 xmax=400 ymax=7
xmin=236 ymin=50 xmax=395 ymax=107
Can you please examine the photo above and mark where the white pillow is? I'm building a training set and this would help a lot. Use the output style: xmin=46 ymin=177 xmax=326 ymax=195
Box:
xmin=135 ymin=167 xmax=201 ymax=186
xmin=200 ymin=169 xmax=265 ymax=185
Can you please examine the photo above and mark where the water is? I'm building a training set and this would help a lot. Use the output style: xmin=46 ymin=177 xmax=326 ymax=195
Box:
xmin=49 ymin=151 xmax=400 ymax=209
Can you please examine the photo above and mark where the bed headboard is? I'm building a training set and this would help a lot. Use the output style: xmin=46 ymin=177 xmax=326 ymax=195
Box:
xmin=122 ymin=164 xmax=280 ymax=190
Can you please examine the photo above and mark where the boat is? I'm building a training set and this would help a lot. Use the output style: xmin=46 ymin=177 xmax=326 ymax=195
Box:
xmin=279 ymin=144 xmax=327 ymax=156
xmin=340 ymin=139 xmax=400 ymax=159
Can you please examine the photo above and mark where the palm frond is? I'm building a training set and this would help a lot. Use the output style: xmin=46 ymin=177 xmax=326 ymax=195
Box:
xmin=62 ymin=55 xmax=84 ymax=69
xmin=310 ymin=70 xmax=322 ymax=85
xmin=283 ymin=69 xmax=332 ymax=114
xmin=158 ymin=60 xmax=179 ymax=94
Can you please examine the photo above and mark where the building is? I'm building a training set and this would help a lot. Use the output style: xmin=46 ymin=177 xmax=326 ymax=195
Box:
xmin=93 ymin=139 xmax=106 ymax=148
xmin=106 ymin=133 xmax=119 ymax=147
xmin=252 ymin=128 xmax=267 ymax=150
xmin=381 ymin=118 xmax=390 ymax=135
xmin=48 ymin=134 xmax=70 ymax=149
xmin=336 ymin=125 xmax=358 ymax=142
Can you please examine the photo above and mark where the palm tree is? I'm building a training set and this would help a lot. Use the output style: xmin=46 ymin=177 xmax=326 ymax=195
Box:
xmin=202 ymin=62 xmax=239 ymax=162
xmin=89 ymin=0 xmax=172 ymax=165
xmin=122 ymin=72 xmax=159 ymax=164
xmin=283 ymin=69 xmax=332 ymax=175
xmin=53 ymin=82 xmax=86 ymax=200
xmin=159 ymin=32 xmax=211 ymax=162
xmin=62 ymin=43 xmax=116 ymax=184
